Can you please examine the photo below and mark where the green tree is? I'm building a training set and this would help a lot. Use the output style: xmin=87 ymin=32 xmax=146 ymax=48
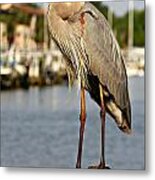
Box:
xmin=134 ymin=10 xmax=145 ymax=47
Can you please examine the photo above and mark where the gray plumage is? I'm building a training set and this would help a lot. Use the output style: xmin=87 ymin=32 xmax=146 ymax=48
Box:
xmin=47 ymin=2 xmax=131 ymax=133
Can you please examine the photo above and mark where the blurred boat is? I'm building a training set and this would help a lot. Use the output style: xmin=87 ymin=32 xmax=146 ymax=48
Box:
xmin=0 ymin=57 xmax=29 ymax=89
xmin=122 ymin=47 xmax=144 ymax=77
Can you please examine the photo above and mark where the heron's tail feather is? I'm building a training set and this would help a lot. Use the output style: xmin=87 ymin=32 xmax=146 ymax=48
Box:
xmin=118 ymin=116 xmax=131 ymax=134
xmin=105 ymin=97 xmax=131 ymax=135
xmin=118 ymin=105 xmax=131 ymax=134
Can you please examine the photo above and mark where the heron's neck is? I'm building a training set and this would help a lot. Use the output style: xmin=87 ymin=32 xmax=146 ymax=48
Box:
xmin=47 ymin=4 xmax=67 ymax=39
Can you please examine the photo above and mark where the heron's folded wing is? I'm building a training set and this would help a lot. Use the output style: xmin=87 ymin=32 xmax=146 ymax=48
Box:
xmin=83 ymin=3 xmax=131 ymax=117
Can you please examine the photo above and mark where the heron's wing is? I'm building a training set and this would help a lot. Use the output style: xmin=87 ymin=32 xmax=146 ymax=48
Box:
xmin=82 ymin=3 xmax=131 ymax=123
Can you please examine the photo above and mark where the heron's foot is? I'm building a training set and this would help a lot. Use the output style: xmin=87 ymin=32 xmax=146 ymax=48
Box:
xmin=88 ymin=162 xmax=110 ymax=169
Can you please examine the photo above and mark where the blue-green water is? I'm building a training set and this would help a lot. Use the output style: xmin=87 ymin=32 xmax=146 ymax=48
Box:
xmin=1 ymin=76 xmax=144 ymax=169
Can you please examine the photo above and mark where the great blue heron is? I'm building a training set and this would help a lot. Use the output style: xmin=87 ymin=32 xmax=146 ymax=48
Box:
xmin=47 ymin=2 xmax=131 ymax=169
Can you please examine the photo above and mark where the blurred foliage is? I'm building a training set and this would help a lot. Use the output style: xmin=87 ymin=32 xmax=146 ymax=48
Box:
xmin=113 ymin=13 xmax=129 ymax=48
xmin=0 ymin=2 xmax=144 ymax=48
xmin=0 ymin=3 xmax=44 ymax=45
xmin=134 ymin=10 xmax=145 ymax=47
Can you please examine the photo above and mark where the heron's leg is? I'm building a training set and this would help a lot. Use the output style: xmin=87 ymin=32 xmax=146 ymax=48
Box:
xmin=76 ymin=86 xmax=86 ymax=168
xmin=88 ymin=84 xmax=110 ymax=169
xmin=98 ymin=84 xmax=109 ymax=168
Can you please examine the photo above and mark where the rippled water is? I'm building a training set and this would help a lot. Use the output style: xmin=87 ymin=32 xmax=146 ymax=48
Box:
xmin=1 ymin=76 xmax=144 ymax=170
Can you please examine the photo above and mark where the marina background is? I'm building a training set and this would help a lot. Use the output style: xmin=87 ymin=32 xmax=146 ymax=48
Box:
xmin=0 ymin=2 xmax=144 ymax=89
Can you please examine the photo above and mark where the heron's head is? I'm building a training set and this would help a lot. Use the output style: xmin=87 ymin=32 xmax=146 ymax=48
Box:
xmin=50 ymin=2 xmax=85 ymax=20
